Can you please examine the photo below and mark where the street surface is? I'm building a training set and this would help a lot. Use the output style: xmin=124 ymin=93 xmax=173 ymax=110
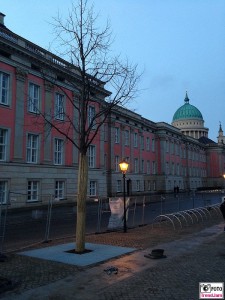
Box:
xmin=0 ymin=191 xmax=223 ymax=252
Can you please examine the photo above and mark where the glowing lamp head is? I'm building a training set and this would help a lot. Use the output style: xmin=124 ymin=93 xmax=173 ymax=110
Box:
xmin=119 ymin=160 xmax=129 ymax=174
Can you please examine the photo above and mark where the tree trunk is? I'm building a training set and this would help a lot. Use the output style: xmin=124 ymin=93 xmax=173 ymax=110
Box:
xmin=75 ymin=152 xmax=88 ymax=253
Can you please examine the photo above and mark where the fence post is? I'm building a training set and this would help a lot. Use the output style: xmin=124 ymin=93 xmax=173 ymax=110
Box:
xmin=0 ymin=190 xmax=9 ymax=261
xmin=141 ymin=196 xmax=146 ymax=226
xmin=96 ymin=197 xmax=102 ymax=233
xmin=44 ymin=194 xmax=53 ymax=243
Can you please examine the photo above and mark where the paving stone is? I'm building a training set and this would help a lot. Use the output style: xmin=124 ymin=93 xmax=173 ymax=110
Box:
xmin=0 ymin=212 xmax=224 ymax=299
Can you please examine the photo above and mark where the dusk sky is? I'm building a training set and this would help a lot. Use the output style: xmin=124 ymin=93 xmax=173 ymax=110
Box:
xmin=1 ymin=0 xmax=225 ymax=140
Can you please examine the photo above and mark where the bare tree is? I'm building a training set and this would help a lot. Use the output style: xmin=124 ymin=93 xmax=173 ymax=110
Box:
xmin=39 ymin=0 xmax=140 ymax=252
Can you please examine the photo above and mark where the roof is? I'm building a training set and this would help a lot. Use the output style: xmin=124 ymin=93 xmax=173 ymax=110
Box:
xmin=198 ymin=136 xmax=216 ymax=145
xmin=172 ymin=92 xmax=203 ymax=122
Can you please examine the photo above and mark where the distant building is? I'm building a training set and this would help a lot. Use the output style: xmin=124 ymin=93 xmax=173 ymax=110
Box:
xmin=172 ymin=92 xmax=208 ymax=139
xmin=0 ymin=14 xmax=225 ymax=207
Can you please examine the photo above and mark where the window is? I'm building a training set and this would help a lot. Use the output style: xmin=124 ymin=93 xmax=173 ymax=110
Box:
xmin=171 ymin=162 xmax=175 ymax=175
xmin=146 ymin=137 xmax=150 ymax=151
xmin=140 ymin=136 xmax=144 ymax=150
xmin=166 ymin=162 xmax=169 ymax=175
xmin=117 ymin=180 xmax=122 ymax=192
xmin=171 ymin=141 xmax=174 ymax=154
xmin=166 ymin=140 xmax=169 ymax=153
xmin=88 ymin=145 xmax=96 ymax=168
xmin=0 ymin=129 xmax=7 ymax=161
xmin=88 ymin=105 xmax=96 ymax=127
xmin=0 ymin=72 xmax=9 ymax=105
xmin=55 ymin=181 xmax=65 ymax=200
xmin=115 ymin=127 xmax=120 ymax=143
xmin=134 ymin=132 xmax=138 ymax=147
xmin=141 ymin=159 xmax=144 ymax=173
xmin=183 ymin=148 xmax=186 ymax=158
xmin=0 ymin=181 xmax=7 ymax=204
xmin=28 ymin=83 xmax=40 ymax=113
xmin=115 ymin=155 xmax=119 ymax=172
xmin=134 ymin=158 xmax=139 ymax=173
xmin=147 ymin=160 xmax=150 ymax=174
xmin=152 ymin=138 xmax=155 ymax=151
xmin=177 ymin=163 xmax=180 ymax=176
xmin=27 ymin=181 xmax=39 ymax=202
xmin=136 ymin=180 xmax=140 ymax=191
xmin=89 ymin=181 xmax=97 ymax=196
xmin=124 ymin=130 xmax=129 ymax=146
xmin=152 ymin=161 xmax=156 ymax=174
xmin=54 ymin=138 xmax=63 ymax=165
xmin=55 ymin=93 xmax=64 ymax=120
xmin=26 ymin=134 xmax=39 ymax=163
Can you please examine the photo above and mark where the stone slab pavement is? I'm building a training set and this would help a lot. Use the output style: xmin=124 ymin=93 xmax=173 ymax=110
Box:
xmin=0 ymin=214 xmax=225 ymax=300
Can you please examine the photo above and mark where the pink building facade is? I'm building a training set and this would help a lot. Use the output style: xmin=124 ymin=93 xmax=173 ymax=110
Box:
xmin=0 ymin=14 xmax=225 ymax=207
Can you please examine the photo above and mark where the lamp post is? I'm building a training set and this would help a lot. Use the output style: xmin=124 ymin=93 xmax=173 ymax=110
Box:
xmin=223 ymin=174 xmax=225 ymax=191
xmin=119 ymin=159 xmax=129 ymax=233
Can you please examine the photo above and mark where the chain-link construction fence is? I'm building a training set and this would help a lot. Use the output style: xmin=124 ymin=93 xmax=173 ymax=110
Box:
xmin=0 ymin=190 xmax=224 ymax=254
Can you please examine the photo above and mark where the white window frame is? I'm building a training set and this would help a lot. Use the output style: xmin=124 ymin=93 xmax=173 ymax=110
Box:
xmin=134 ymin=158 xmax=139 ymax=173
xmin=134 ymin=132 xmax=138 ymax=147
xmin=54 ymin=138 xmax=64 ymax=165
xmin=140 ymin=136 xmax=144 ymax=150
xmin=177 ymin=163 xmax=180 ymax=176
xmin=152 ymin=138 xmax=155 ymax=152
xmin=89 ymin=180 xmax=97 ymax=196
xmin=152 ymin=161 xmax=156 ymax=174
xmin=88 ymin=105 xmax=96 ymax=128
xmin=55 ymin=180 xmax=65 ymax=200
xmin=147 ymin=160 xmax=150 ymax=174
xmin=0 ymin=72 xmax=9 ymax=105
xmin=141 ymin=159 xmax=144 ymax=173
xmin=28 ymin=83 xmax=40 ymax=113
xmin=124 ymin=130 xmax=129 ymax=146
xmin=136 ymin=180 xmax=140 ymax=191
xmin=166 ymin=162 xmax=169 ymax=175
xmin=88 ymin=145 xmax=96 ymax=168
xmin=55 ymin=93 xmax=64 ymax=120
xmin=146 ymin=137 xmax=150 ymax=151
xmin=166 ymin=140 xmax=169 ymax=153
xmin=115 ymin=155 xmax=119 ymax=172
xmin=115 ymin=127 xmax=120 ymax=143
xmin=117 ymin=180 xmax=122 ymax=192
xmin=0 ymin=128 xmax=8 ymax=161
xmin=171 ymin=162 xmax=175 ymax=175
xmin=27 ymin=180 xmax=39 ymax=202
xmin=26 ymin=134 xmax=39 ymax=163
xmin=0 ymin=181 xmax=7 ymax=204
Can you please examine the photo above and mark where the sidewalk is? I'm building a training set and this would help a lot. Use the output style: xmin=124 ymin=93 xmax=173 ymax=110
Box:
xmin=0 ymin=214 xmax=224 ymax=300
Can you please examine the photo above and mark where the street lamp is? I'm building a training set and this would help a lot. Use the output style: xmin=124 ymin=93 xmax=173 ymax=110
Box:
xmin=119 ymin=159 xmax=129 ymax=233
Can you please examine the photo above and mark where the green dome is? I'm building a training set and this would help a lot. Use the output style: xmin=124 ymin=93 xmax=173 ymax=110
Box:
xmin=172 ymin=93 xmax=203 ymax=122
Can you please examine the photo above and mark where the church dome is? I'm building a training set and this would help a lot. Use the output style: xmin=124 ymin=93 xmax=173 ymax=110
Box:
xmin=171 ymin=92 xmax=208 ymax=139
xmin=172 ymin=92 xmax=203 ymax=122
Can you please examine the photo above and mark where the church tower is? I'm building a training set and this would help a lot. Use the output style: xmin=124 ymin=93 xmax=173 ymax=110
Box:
xmin=217 ymin=122 xmax=225 ymax=145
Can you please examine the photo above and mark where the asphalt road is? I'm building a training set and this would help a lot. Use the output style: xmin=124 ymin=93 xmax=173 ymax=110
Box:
xmin=0 ymin=191 xmax=223 ymax=253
